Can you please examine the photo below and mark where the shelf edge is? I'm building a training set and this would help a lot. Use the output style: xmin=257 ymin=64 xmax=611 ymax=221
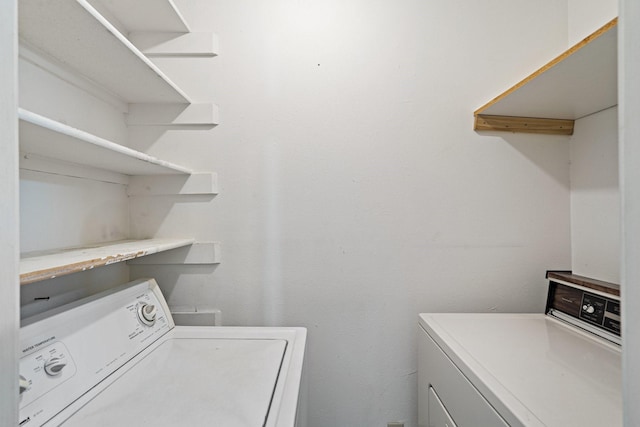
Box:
xmin=20 ymin=238 xmax=195 ymax=285
xmin=19 ymin=108 xmax=193 ymax=175
xmin=474 ymin=17 xmax=618 ymax=117
xmin=474 ymin=114 xmax=574 ymax=135
xmin=127 ymin=242 xmax=221 ymax=265
xmin=126 ymin=103 xmax=219 ymax=126
xmin=129 ymin=32 xmax=219 ymax=57
xmin=127 ymin=172 xmax=218 ymax=196
xmin=76 ymin=0 xmax=192 ymax=104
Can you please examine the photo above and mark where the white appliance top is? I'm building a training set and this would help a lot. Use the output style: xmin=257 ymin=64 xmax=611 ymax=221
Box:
xmin=19 ymin=279 xmax=306 ymax=427
xmin=419 ymin=313 xmax=621 ymax=427
xmin=61 ymin=338 xmax=287 ymax=426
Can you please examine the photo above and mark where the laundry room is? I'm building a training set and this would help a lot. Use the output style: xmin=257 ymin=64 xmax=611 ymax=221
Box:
xmin=2 ymin=0 xmax=639 ymax=426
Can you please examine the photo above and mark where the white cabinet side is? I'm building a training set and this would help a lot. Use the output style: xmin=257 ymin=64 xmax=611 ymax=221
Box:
xmin=620 ymin=1 xmax=640 ymax=425
xmin=0 ymin=0 xmax=20 ymax=424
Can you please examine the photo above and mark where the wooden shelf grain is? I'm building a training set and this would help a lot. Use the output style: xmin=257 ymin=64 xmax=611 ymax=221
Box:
xmin=474 ymin=18 xmax=617 ymax=135
xmin=547 ymin=271 xmax=620 ymax=297
xmin=474 ymin=115 xmax=574 ymax=135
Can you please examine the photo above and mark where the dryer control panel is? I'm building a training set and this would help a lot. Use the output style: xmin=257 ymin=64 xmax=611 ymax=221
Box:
xmin=546 ymin=271 xmax=621 ymax=343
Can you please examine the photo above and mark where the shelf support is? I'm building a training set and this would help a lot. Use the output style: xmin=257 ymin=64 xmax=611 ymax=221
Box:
xmin=474 ymin=114 xmax=574 ymax=135
xmin=473 ymin=18 xmax=617 ymax=135
xmin=128 ymin=172 xmax=218 ymax=196
xmin=126 ymin=242 xmax=220 ymax=265
xmin=129 ymin=32 xmax=219 ymax=57
xmin=126 ymin=103 xmax=219 ymax=126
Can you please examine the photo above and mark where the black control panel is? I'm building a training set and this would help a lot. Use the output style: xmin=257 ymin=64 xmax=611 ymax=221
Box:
xmin=579 ymin=291 xmax=621 ymax=336
xmin=546 ymin=272 xmax=621 ymax=339
xmin=604 ymin=299 xmax=621 ymax=335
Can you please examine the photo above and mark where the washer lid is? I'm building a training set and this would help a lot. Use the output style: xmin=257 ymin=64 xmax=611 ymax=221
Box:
xmin=60 ymin=338 xmax=287 ymax=427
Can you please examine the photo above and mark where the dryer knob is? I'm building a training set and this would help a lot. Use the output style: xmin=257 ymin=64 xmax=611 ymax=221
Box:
xmin=44 ymin=357 xmax=67 ymax=376
xmin=138 ymin=304 xmax=157 ymax=326
xmin=586 ymin=305 xmax=595 ymax=314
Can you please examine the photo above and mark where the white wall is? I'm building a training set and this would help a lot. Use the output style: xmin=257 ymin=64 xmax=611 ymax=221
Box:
xmin=6 ymin=1 xmax=631 ymax=425
xmin=568 ymin=0 xmax=618 ymax=46
xmin=620 ymin=0 xmax=640 ymax=424
xmin=0 ymin=1 xmax=20 ymax=424
xmin=570 ymin=107 xmax=620 ymax=283
xmin=19 ymin=51 xmax=131 ymax=255
xmin=18 ymin=40 xmax=133 ymax=315
xmin=138 ymin=1 xmax=572 ymax=425
xmin=567 ymin=1 xmax=619 ymax=283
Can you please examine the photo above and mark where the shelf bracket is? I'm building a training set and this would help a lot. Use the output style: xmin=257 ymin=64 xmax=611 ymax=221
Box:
xmin=128 ymin=172 xmax=218 ymax=196
xmin=128 ymin=32 xmax=219 ymax=57
xmin=126 ymin=103 xmax=219 ymax=126
xmin=474 ymin=114 xmax=574 ymax=135
xmin=126 ymin=242 xmax=220 ymax=265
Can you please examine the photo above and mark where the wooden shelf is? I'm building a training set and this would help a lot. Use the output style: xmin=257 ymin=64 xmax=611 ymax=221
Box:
xmin=20 ymin=238 xmax=195 ymax=285
xmin=18 ymin=0 xmax=190 ymax=104
xmin=547 ymin=271 xmax=620 ymax=296
xmin=19 ymin=109 xmax=193 ymax=176
xmin=474 ymin=18 xmax=618 ymax=135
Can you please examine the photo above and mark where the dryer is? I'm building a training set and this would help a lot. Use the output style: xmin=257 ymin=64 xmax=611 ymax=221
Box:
xmin=418 ymin=272 xmax=621 ymax=427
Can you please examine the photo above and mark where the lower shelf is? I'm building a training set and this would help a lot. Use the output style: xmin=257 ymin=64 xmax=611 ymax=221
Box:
xmin=20 ymin=238 xmax=195 ymax=285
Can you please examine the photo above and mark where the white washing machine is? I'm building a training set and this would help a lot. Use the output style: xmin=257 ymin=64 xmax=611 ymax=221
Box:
xmin=18 ymin=278 xmax=307 ymax=427
xmin=418 ymin=272 xmax=622 ymax=427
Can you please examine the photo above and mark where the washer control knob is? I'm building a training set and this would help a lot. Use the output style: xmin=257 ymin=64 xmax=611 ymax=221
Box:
xmin=138 ymin=304 xmax=157 ymax=326
xmin=586 ymin=305 xmax=595 ymax=314
xmin=44 ymin=358 xmax=67 ymax=376
xmin=19 ymin=375 xmax=29 ymax=394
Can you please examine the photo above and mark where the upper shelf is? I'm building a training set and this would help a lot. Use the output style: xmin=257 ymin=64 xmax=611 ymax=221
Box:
xmin=19 ymin=109 xmax=192 ymax=176
xmin=18 ymin=0 xmax=191 ymax=104
xmin=88 ymin=0 xmax=190 ymax=33
xmin=474 ymin=18 xmax=618 ymax=135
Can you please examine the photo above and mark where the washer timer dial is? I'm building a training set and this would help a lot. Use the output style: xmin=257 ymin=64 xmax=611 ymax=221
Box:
xmin=137 ymin=304 xmax=157 ymax=326
xmin=44 ymin=357 xmax=67 ymax=376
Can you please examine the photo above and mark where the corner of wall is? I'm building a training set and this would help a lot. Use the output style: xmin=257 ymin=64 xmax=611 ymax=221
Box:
xmin=567 ymin=0 xmax=618 ymax=47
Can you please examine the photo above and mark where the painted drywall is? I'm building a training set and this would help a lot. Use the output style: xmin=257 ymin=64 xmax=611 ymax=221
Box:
xmin=129 ymin=1 xmax=572 ymax=425
xmin=18 ymin=54 xmax=131 ymax=254
xmin=0 ymin=1 xmax=20 ymax=424
xmin=18 ymin=43 xmax=133 ymax=314
xmin=568 ymin=0 xmax=618 ymax=46
xmin=567 ymin=1 xmax=620 ymax=283
xmin=20 ymin=171 xmax=129 ymax=253
xmin=570 ymin=108 xmax=620 ymax=283
xmin=620 ymin=1 xmax=640 ymax=424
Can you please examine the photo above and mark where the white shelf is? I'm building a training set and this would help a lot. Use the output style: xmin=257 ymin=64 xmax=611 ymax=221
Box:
xmin=90 ymin=0 xmax=190 ymax=33
xmin=127 ymin=242 xmax=221 ymax=265
xmin=19 ymin=109 xmax=193 ymax=176
xmin=474 ymin=18 xmax=617 ymax=134
xmin=19 ymin=0 xmax=190 ymax=104
xmin=20 ymin=238 xmax=195 ymax=285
